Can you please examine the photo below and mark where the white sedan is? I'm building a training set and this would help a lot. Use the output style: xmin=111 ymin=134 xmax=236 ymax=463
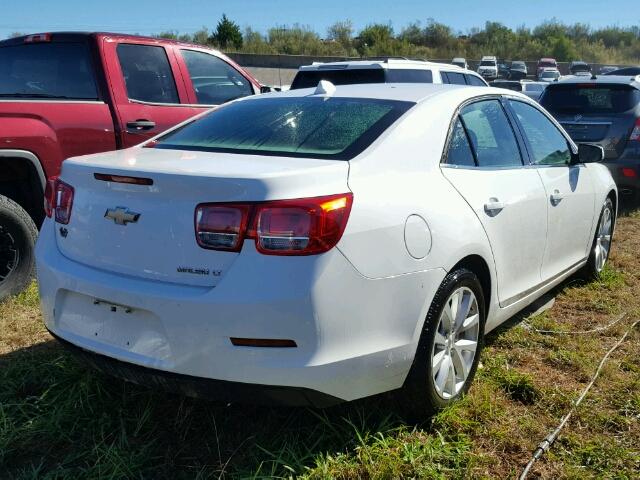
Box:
xmin=36 ymin=82 xmax=616 ymax=418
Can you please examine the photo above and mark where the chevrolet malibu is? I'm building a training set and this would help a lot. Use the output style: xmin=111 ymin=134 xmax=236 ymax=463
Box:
xmin=36 ymin=82 xmax=617 ymax=418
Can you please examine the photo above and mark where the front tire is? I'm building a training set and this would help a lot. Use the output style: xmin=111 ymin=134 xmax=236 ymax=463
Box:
xmin=396 ymin=268 xmax=486 ymax=420
xmin=0 ymin=195 xmax=38 ymax=301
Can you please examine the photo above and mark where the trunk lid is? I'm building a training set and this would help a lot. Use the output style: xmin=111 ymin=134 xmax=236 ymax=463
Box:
xmin=541 ymin=83 xmax=640 ymax=159
xmin=56 ymin=147 xmax=350 ymax=287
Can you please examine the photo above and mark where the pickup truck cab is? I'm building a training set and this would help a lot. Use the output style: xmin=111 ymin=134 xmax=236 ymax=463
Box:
xmin=0 ymin=32 xmax=261 ymax=299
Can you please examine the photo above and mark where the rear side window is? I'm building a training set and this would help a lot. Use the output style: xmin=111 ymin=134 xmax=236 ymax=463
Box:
xmin=509 ymin=100 xmax=571 ymax=166
xmin=445 ymin=120 xmax=476 ymax=166
xmin=442 ymin=72 xmax=466 ymax=85
xmin=541 ymin=84 xmax=640 ymax=114
xmin=466 ymin=75 xmax=486 ymax=86
xmin=460 ymin=100 xmax=522 ymax=167
xmin=385 ymin=69 xmax=433 ymax=83
xmin=117 ymin=44 xmax=179 ymax=104
xmin=153 ymin=96 xmax=414 ymax=160
xmin=181 ymin=50 xmax=253 ymax=104
xmin=291 ymin=69 xmax=385 ymax=89
xmin=0 ymin=42 xmax=98 ymax=100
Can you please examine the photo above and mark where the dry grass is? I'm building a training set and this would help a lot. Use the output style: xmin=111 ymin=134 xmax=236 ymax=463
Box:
xmin=1 ymin=214 xmax=639 ymax=478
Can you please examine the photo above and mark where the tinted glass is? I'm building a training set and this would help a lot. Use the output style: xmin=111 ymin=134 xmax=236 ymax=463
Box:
xmin=480 ymin=60 xmax=496 ymax=66
xmin=117 ymin=44 xmax=179 ymax=103
xmin=181 ymin=50 xmax=252 ymax=104
xmin=541 ymin=84 xmax=640 ymax=114
xmin=445 ymin=119 xmax=475 ymax=166
xmin=509 ymin=100 xmax=571 ymax=166
xmin=466 ymin=75 xmax=487 ymax=86
xmin=526 ymin=84 xmax=544 ymax=92
xmin=291 ymin=69 xmax=385 ymax=89
xmin=153 ymin=97 xmax=413 ymax=160
xmin=538 ymin=61 xmax=556 ymax=68
xmin=460 ymin=100 xmax=522 ymax=167
xmin=492 ymin=81 xmax=522 ymax=91
xmin=444 ymin=72 xmax=466 ymax=85
xmin=385 ymin=69 xmax=433 ymax=83
xmin=0 ymin=43 xmax=97 ymax=99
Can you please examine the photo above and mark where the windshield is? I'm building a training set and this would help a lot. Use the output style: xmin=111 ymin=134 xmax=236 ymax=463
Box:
xmin=541 ymin=84 xmax=640 ymax=114
xmin=480 ymin=61 xmax=496 ymax=67
xmin=153 ymin=96 xmax=414 ymax=160
xmin=572 ymin=64 xmax=590 ymax=72
xmin=539 ymin=61 xmax=556 ymax=68
xmin=291 ymin=69 xmax=385 ymax=89
xmin=541 ymin=71 xmax=559 ymax=79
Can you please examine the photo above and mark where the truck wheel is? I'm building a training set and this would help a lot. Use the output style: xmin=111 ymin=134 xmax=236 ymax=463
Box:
xmin=0 ymin=195 xmax=38 ymax=301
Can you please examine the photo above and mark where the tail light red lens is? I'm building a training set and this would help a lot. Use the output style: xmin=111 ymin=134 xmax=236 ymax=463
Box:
xmin=622 ymin=167 xmax=637 ymax=178
xmin=630 ymin=119 xmax=640 ymax=141
xmin=44 ymin=177 xmax=74 ymax=224
xmin=194 ymin=193 xmax=353 ymax=256
xmin=195 ymin=205 xmax=250 ymax=251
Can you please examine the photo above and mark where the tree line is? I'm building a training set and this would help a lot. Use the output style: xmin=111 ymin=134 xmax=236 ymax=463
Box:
xmin=155 ymin=15 xmax=640 ymax=64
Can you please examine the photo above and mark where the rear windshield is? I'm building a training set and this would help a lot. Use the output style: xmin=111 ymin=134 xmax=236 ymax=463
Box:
xmin=0 ymin=42 xmax=98 ymax=100
xmin=290 ymin=68 xmax=433 ymax=89
xmin=291 ymin=69 xmax=385 ymax=89
xmin=541 ymin=84 xmax=640 ymax=114
xmin=153 ymin=96 xmax=414 ymax=160
xmin=539 ymin=61 xmax=556 ymax=68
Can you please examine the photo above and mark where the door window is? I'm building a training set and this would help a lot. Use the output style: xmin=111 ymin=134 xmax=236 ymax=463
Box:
xmin=442 ymin=71 xmax=466 ymax=85
xmin=181 ymin=50 xmax=253 ymax=104
xmin=508 ymin=100 xmax=571 ymax=166
xmin=465 ymin=74 xmax=486 ymax=86
xmin=460 ymin=100 xmax=523 ymax=167
xmin=117 ymin=44 xmax=179 ymax=104
xmin=445 ymin=119 xmax=476 ymax=166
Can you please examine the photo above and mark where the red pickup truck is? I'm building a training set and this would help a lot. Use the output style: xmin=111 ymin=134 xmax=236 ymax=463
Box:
xmin=0 ymin=32 xmax=263 ymax=299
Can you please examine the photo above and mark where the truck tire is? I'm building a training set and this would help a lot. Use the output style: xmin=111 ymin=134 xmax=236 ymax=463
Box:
xmin=0 ymin=195 xmax=38 ymax=301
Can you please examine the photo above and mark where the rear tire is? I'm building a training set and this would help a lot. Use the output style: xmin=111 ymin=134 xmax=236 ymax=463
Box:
xmin=396 ymin=268 xmax=486 ymax=421
xmin=0 ymin=195 xmax=37 ymax=301
xmin=581 ymin=197 xmax=614 ymax=279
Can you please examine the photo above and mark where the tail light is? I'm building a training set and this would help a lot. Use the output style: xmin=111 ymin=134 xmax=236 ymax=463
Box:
xmin=629 ymin=118 xmax=640 ymax=141
xmin=621 ymin=167 xmax=637 ymax=178
xmin=195 ymin=193 xmax=353 ymax=256
xmin=44 ymin=177 xmax=75 ymax=225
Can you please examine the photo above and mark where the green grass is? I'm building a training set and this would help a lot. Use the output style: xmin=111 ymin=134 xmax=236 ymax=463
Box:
xmin=1 ymin=216 xmax=640 ymax=478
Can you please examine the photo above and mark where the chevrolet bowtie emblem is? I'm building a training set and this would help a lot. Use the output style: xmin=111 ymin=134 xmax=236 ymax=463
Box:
xmin=104 ymin=207 xmax=140 ymax=225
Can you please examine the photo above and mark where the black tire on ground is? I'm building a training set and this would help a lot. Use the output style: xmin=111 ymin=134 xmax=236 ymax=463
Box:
xmin=0 ymin=195 xmax=38 ymax=301
xmin=395 ymin=268 xmax=486 ymax=422
xmin=581 ymin=197 xmax=615 ymax=280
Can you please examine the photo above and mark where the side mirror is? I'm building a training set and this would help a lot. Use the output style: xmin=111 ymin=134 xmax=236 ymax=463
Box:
xmin=574 ymin=143 xmax=604 ymax=164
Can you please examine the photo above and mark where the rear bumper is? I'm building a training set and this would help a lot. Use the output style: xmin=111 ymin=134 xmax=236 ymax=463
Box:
xmin=36 ymin=219 xmax=446 ymax=402
xmin=602 ymin=157 xmax=640 ymax=209
xmin=52 ymin=330 xmax=342 ymax=407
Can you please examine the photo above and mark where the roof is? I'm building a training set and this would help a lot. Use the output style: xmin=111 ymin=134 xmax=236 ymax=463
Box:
xmin=299 ymin=59 xmax=467 ymax=72
xmin=264 ymin=82 xmax=527 ymax=105
xmin=552 ymin=75 xmax=640 ymax=88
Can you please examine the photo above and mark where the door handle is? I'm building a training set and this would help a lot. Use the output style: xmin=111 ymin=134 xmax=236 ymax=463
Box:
xmin=484 ymin=198 xmax=505 ymax=216
xmin=550 ymin=190 xmax=564 ymax=206
xmin=126 ymin=119 xmax=156 ymax=131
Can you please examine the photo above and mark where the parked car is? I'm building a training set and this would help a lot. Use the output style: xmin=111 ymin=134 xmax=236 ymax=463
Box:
xmin=541 ymin=75 xmax=640 ymax=208
xmin=521 ymin=81 xmax=547 ymax=101
xmin=477 ymin=55 xmax=498 ymax=80
xmin=498 ymin=62 xmax=510 ymax=79
xmin=509 ymin=61 xmax=527 ymax=80
xmin=604 ymin=66 xmax=640 ymax=76
xmin=0 ymin=32 xmax=262 ymax=300
xmin=539 ymin=68 xmax=561 ymax=83
xmin=537 ymin=57 xmax=558 ymax=79
xmin=570 ymin=61 xmax=591 ymax=75
xmin=489 ymin=80 xmax=522 ymax=92
xmin=452 ymin=57 xmax=468 ymax=69
xmin=599 ymin=66 xmax=619 ymax=75
xmin=290 ymin=59 xmax=488 ymax=89
xmin=37 ymin=82 xmax=616 ymax=418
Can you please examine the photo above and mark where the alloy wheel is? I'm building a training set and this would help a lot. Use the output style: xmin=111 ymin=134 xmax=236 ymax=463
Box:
xmin=594 ymin=204 xmax=613 ymax=273
xmin=431 ymin=287 xmax=480 ymax=399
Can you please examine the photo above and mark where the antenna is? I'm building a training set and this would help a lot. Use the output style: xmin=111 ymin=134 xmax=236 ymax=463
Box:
xmin=314 ymin=80 xmax=336 ymax=97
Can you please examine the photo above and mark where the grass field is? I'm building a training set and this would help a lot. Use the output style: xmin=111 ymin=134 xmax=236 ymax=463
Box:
xmin=1 ymin=214 xmax=639 ymax=479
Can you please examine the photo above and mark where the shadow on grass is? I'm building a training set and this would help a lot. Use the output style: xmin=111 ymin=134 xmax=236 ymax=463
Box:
xmin=0 ymin=337 xmax=421 ymax=479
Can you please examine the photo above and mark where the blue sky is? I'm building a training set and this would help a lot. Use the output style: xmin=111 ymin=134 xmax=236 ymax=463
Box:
xmin=2 ymin=0 xmax=637 ymax=39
